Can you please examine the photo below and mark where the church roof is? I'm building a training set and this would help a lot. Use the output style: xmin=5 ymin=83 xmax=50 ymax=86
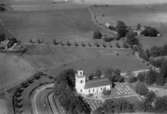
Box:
xmin=84 ymin=78 xmax=111 ymax=89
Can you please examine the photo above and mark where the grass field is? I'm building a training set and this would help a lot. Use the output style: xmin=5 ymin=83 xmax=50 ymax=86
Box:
xmin=91 ymin=5 xmax=167 ymax=49
xmin=0 ymin=53 xmax=35 ymax=90
xmin=0 ymin=98 xmax=8 ymax=114
xmin=0 ymin=7 xmax=98 ymax=43
xmin=23 ymin=45 xmax=148 ymax=76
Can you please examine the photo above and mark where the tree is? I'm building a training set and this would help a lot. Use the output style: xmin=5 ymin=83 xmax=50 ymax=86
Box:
xmin=145 ymin=91 xmax=156 ymax=103
xmin=93 ymin=107 xmax=104 ymax=114
xmin=0 ymin=34 xmax=5 ymax=42
xmin=149 ymin=46 xmax=161 ymax=57
xmin=95 ymin=69 xmax=102 ymax=78
xmin=135 ymin=82 xmax=149 ymax=96
xmin=103 ymin=100 xmax=115 ymax=113
xmin=145 ymin=69 xmax=157 ymax=85
xmin=126 ymin=31 xmax=139 ymax=46
xmin=154 ymin=96 xmax=167 ymax=112
xmin=105 ymin=68 xmax=124 ymax=83
xmin=93 ymin=30 xmax=102 ymax=39
xmin=102 ymin=88 xmax=111 ymax=96
xmin=115 ymin=99 xmax=134 ymax=113
xmin=160 ymin=60 xmax=167 ymax=81
xmin=103 ymin=36 xmax=114 ymax=42
xmin=116 ymin=20 xmax=128 ymax=39
xmin=141 ymin=26 xmax=159 ymax=37
xmin=137 ymin=72 xmax=145 ymax=82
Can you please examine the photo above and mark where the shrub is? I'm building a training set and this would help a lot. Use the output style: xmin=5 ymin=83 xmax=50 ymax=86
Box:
xmin=116 ymin=20 xmax=128 ymax=39
xmin=128 ymin=76 xmax=137 ymax=83
xmin=103 ymin=89 xmax=111 ymax=96
xmin=93 ymin=30 xmax=102 ymax=39
xmin=66 ymin=41 xmax=71 ymax=46
xmin=103 ymin=36 xmax=114 ymax=42
xmin=154 ymin=96 xmax=167 ymax=112
xmin=103 ymin=44 xmax=106 ymax=48
xmin=141 ymin=26 xmax=159 ymax=37
xmin=0 ymin=34 xmax=5 ymax=42
xmin=0 ymin=4 xmax=6 ymax=11
xmin=126 ymin=31 xmax=139 ymax=46
xmin=135 ymin=82 xmax=149 ymax=96
xmin=116 ymin=42 xmax=120 ymax=48
xmin=74 ymin=42 xmax=79 ymax=46
xmin=95 ymin=43 xmax=100 ymax=47
xmin=81 ymin=43 xmax=86 ymax=47
xmin=123 ymin=42 xmax=129 ymax=48
xmin=53 ymin=39 xmax=59 ymax=45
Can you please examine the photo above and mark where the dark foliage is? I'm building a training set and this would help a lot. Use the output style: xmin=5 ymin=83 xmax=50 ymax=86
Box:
xmin=116 ymin=21 xmax=128 ymax=39
xmin=54 ymin=69 xmax=91 ymax=114
xmin=154 ymin=96 xmax=167 ymax=112
xmin=141 ymin=26 xmax=159 ymax=37
xmin=93 ymin=30 xmax=102 ymax=39
xmin=126 ymin=31 xmax=139 ymax=46
xmin=135 ymin=82 xmax=149 ymax=96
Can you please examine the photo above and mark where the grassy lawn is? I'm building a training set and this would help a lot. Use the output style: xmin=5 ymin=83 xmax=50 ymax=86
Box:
xmin=91 ymin=5 xmax=167 ymax=49
xmin=0 ymin=7 xmax=98 ymax=43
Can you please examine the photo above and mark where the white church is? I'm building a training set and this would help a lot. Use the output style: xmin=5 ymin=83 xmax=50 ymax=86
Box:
xmin=75 ymin=69 xmax=151 ymax=96
xmin=75 ymin=70 xmax=111 ymax=96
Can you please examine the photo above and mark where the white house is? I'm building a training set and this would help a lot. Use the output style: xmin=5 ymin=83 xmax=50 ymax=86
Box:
xmin=75 ymin=70 xmax=111 ymax=96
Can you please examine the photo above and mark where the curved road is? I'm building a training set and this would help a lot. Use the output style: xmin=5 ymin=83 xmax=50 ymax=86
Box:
xmin=31 ymin=83 xmax=56 ymax=114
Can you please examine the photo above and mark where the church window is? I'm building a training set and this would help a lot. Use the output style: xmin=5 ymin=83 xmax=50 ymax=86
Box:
xmin=80 ymin=80 xmax=83 ymax=83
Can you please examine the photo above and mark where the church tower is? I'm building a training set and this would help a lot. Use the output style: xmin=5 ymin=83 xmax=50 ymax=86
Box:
xmin=75 ymin=70 xmax=86 ymax=94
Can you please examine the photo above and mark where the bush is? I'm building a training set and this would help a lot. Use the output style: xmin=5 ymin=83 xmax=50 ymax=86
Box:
xmin=137 ymin=72 xmax=146 ymax=82
xmin=0 ymin=34 xmax=5 ymax=42
xmin=135 ymin=82 xmax=149 ymax=96
xmin=123 ymin=42 xmax=129 ymax=48
xmin=53 ymin=39 xmax=59 ymax=45
xmin=103 ymin=89 xmax=111 ymax=96
xmin=103 ymin=36 xmax=114 ymax=42
xmin=128 ymin=76 xmax=137 ymax=83
xmin=0 ymin=4 xmax=6 ymax=11
xmin=154 ymin=96 xmax=167 ymax=112
xmin=116 ymin=20 xmax=128 ymax=39
xmin=103 ymin=44 xmax=106 ymax=48
xmin=126 ymin=31 xmax=139 ymax=46
xmin=95 ymin=43 xmax=100 ymax=47
xmin=93 ymin=30 xmax=102 ymax=39
xmin=66 ymin=41 xmax=71 ymax=46
xmin=74 ymin=42 xmax=79 ymax=46
xmin=116 ymin=42 xmax=120 ymax=48
xmin=141 ymin=26 xmax=159 ymax=37
xmin=81 ymin=43 xmax=86 ymax=47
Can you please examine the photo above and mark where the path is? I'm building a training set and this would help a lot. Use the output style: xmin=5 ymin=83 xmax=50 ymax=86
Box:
xmin=31 ymin=83 xmax=54 ymax=114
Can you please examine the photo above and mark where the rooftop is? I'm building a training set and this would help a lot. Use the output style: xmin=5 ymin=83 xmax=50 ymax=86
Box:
xmin=84 ymin=78 xmax=110 ymax=89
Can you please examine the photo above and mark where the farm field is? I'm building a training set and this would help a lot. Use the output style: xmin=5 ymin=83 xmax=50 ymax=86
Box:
xmin=0 ymin=7 xmax=98 ymax=43
xmin=23 ymin=45 xmax=148 ymax=76
xmin=91 ymin=5 xmax=167 ymax=49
